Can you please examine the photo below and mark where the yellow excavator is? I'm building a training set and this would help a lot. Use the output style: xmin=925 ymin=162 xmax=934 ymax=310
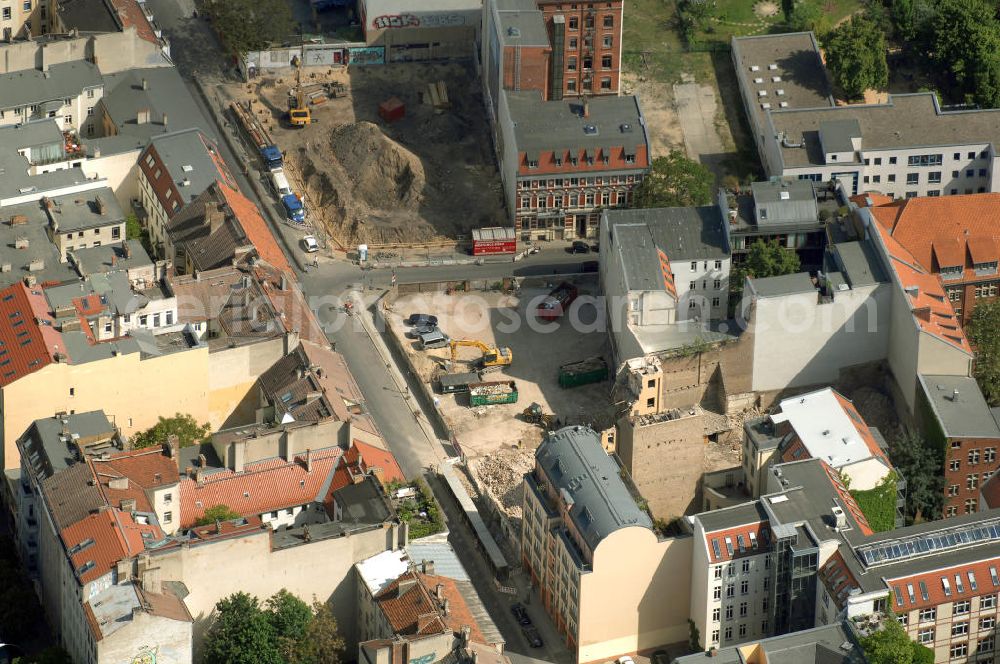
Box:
xmin=287 ymin=55 xmax=311 ymax=128
xmin=449 ymin=339 xmax=513 ymax=369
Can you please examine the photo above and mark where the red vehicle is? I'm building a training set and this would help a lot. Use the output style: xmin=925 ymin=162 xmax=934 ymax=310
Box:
xmin=471 ymin=227 xmax=516 ymax=256
xmin=536 ymin=282 xmax=578 ymax=321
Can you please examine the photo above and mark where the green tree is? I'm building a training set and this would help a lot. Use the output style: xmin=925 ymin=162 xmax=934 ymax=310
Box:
xmin=125 ymin=212 xmax=142 ymax=240
xmin=931 ymin=0 xmax=1000 ymax=107
xmin=732 ymin=239 xmax=800 ymax=302
xmin=825 ymin=13 xmax=890 ymax=100
xmin=195 ymin=504 xmax=242 ymax=526
xmin=298 ymin=600 xmax=346 ymax=664
xmin=131 ymin=413 xmax=210 ymax=450
xmin=888 ymin=430 xmax=943 ymax=522
xmin=266 ymin=589 xmax=313 ymax=662
xmin=632 ymin=150 xmax=714 ymax=209
xmin=788 ymin=0 xmax=827 ymax=34
xmin=204 ymin=592 xmax=282 ymax=664
xmin=202 ymin=0 xmax=294 ymax=58
xmin=861 ymin=613 xmax=915 ymax=663
xmin=968 ymin=299 xmax=1000 ymax=404
xmin=781 ymin=0 xmax=794 ymax=23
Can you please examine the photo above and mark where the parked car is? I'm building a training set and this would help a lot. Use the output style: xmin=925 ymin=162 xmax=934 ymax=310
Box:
xmin=406 ymin=323 xmax=439 ymax=339
xmin=570 ymin=240 xmax=591 ymax=254
xmin=522 ymin=626 xmax=543 ymax=648
xmin=301 ymin=235 xmax=319 ymax=252
xmin=270 ymin=169 xmax=293 ymax=197
xmin=406 ymin=314 xmax=439 ymax=326
xmin=418 ymin=330 xmax=449 ymax=350
xmin=651 ymin=650 xmax=669 ymax=664
xmin=617 ymin=657 xmax=636 ymax=664
xmin=510 ymin=603 xmax=531 ymax=626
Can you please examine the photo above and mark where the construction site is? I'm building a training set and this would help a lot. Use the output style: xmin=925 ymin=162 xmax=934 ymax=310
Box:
xmin=222 ymin=61 xmax=506 ymax=246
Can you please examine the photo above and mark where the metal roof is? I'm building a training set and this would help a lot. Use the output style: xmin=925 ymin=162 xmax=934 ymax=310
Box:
xmin=471 ymin=227 xmax=514 ymax=242
xmin=536 ymin=425 xmax=651 ymax=550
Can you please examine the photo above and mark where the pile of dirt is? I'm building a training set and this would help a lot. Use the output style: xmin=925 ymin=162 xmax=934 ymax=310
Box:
xmin=473 ymin=450 xmax=535 ymax=521
xmin=329 ymin=122 xmax=425 ymax=210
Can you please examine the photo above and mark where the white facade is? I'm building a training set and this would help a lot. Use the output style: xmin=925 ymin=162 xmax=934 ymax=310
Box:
xmin=671 ymin=256 xmax=730 ymax=322
xmin=0 ymin=83 xmax=104 ymax=133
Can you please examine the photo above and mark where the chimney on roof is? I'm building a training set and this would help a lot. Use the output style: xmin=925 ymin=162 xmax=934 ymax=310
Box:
xmin=161 ymin=113 xmax=168 ymax=127
xmin=122 ymin=241 xmax=131 ymax=259
xmin=141 ymin=78 xmax=148 ymax=90
xmin=215 ymin=519 xmax=222 ymax=534
xmin=95 ymin=195 xmax=106 ymax=216
xmin=137 ymin=108 xmax=151 ymax=125
xmin=442 ymin=598 xmax=450 ymax=616
xmin=461 ymin=626 xmax=471 ymax=646
xmin=582 ymin=96 xmax=590 ymax=118
xmin=421 ymin=559 xmax=434 ymax=575
xmin=397 ymin=575 xmax=418 ymax=597
xmin=951 ymin=389 xmax=960 ymax=402
xmin=111 ymin=255 xmax=117 ymax=267
xmin=121 ymin=498 xmax=137 ymax=512
xmin=306 ymin=448 xmax=313 ymax=473
xmin=435 ymin=583 xmax=444 ymax=601
xmin=164 ymin=434 xmax=179 ymax=460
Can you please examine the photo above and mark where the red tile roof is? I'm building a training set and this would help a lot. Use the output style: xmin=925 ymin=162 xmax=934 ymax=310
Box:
xmin=178 ymin=448 xmax=341 ymax=527
xmin=656 ymin=248 xmax=678 ymax=299
xmin=819 ymin=549 xmax=861 ymax=608
xmin=110 ymin=0 xmax=159 ymax=46
xmin=888 ymin=557 xmax=1000 ymax=613
xmin=981 ymin=472 xmax=1000 ymax=510
xmin=219 ymin=185 xmax=292 ymax=275
xmin=61 ymin=508 xmax=160 ymax=585
xmin=850 ymin=192 xmax=895 ymax=209
xmin=346 ymin=440 xmax=406 ymax=486
xmin=704 ymin=521 xmax=771 ymax=564
xmin=374 ymin=571 xmax=449 ymax=637
xmin=424 ymin=574 xmax=489 ymax=644
xmin=871 ymin=223 xmax=970 ymax=352
xmin=0 ymin=282 xmax=63 ymax=387
xmin=89 ymin=448 xmax=180 ymax=513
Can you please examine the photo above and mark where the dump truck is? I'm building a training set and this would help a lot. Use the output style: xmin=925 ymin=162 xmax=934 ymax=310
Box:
xmin=469 ymin=380 xmax=518 ymax=407
xmin=437 ymin=372 xmax=481 ymax=395
xmin=450 ymin=339 xmax=513 ymax=369
xmin=230 ymin=100 xmax=283 ymax=171
xmin=558 ymin=356 xmax=609 ymax=388
xmin=536 ymin=282 xmax=578 ymax=321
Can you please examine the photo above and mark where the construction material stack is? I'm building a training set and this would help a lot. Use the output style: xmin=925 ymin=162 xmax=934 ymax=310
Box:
xmin=230 ymin=100 xmax=283 ymax=171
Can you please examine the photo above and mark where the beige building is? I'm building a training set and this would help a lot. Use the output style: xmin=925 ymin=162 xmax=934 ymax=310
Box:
xmin=521 ymin=426 xmax=692 ymax=663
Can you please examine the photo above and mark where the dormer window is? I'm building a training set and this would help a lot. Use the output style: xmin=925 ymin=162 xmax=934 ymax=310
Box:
xmin=974 ymin=261 xmax=998 ymax=276
xmin=940 ymin=265 xmax=963 ymax=280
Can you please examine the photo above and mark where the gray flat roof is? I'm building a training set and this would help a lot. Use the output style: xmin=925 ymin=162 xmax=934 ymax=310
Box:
xmin=612 ymin=223 xmax=663 ymax=292
xmin=0 ymin=61 xmax=104 ymax=111
xmin=497 ymin=9 xmax=549 ymax=47
xmin=607 ymin=206 xmax=729 ymax=261
xmin=0 ymin=121 xmax=95 ymax=203
xmin=731 ymin=32 xmax=832 ymax=140
xmin=819 ymin=119 xmax=861 ymax=154
xmin=673 ymin=622 xmax=861 ymax=664
xmin=50 ymin=187 xmax=124 ymax=232
xmin=100 ymin=67 xmax=218 ymax=143
xmin=830 ymin=240 xmax=886 ymax=288
xmin=0 ymin=199 xmax=78 ymax=289
xmin=750 ymin=178 xmax=816 ymax=204
xmin=536 ymin=426 xmax=651 ymax=550
xmin=55 ymin=0 xmax=120 ymax=33
xmin=772 ymin=93 xmax=1000 ymax=168
xmin=918 ymin=374 xmax=1000 ymax=438
xmin=19 ymin=410 xmax=115 ymax=479
xmin=694 ymin=500 xmax=768 ymax=533
xmin=750 ymin=271 xmax=816 ymax=298
xmin=71 ymin=240 xmax=152 ymax=276
xmin=505 ymin=90 xmax=647 ymax=159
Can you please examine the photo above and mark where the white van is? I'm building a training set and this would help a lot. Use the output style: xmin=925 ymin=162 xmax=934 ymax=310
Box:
xmin=270 ymin=170 xmax=292 ymax=197
xmin=418 ymin=330 xmax=450 ymax=350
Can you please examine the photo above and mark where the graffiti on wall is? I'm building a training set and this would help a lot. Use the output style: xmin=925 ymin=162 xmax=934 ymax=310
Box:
xmin=371 ymin=13 xmax=467 ymax=29
xmin=348 ymin=46 xmax=385 ymax=65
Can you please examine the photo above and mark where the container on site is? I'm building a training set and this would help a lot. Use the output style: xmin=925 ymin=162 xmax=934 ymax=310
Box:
xmin=379 ymin=97 xmax=406 ymax=122
xmin=558 ymin=356 xmax=609 ymax=388
xmin=469 ymin=380 xmax=518 ymax=406
xmin=471 ymin=227 xmax=516 ymax=256
xmin=438 ymin=371 xmax=481 ymax=394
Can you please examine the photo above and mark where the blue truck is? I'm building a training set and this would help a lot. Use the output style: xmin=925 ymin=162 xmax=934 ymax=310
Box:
xmin=259 ymin=144 xmax=283 ymax=171
xmin=281 ymin=194 xmax=306 ymax=224
xmin=231 ymin=101 xmax=284 ymax=171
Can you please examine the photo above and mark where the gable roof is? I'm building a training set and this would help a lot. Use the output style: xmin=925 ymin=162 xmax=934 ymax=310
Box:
xmin=0 ymin=282 xmax=64 ymax=387
xmin=346 ymin=440 xmax=405 ymax=486
xmin=218 ymin=185 xmax=292 ymax=275
xmin=60 ymin=507 xmax=161 ymax=585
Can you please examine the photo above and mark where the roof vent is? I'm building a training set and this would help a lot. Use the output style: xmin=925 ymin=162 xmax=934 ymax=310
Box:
xmin=507 ymin=26 xmax=520 ymax=37
xmin=583 ymin=124 xmax=598 ymax=135
xmin=832 ymin=505 xmax=847 ymax=531
xmin=761 ymin=103 xmax=771 ymax=110
xmin=779 ymin=191 xmax=790 ymax=200
xmin=772 ymin=75 xmax=782 ymax=82
xmin=750 ymin=65 xmax=760 ymax=72
xmin=619 ymin=123 xmax=633 ymax=133
xmin=768 ymin=63 xmax=778 ymax=70
xmin=181 ymin=164 xmax=193 ymax=172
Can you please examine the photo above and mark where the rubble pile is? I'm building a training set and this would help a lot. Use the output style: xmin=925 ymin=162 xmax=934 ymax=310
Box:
xmin=473 ymin=451 xmax=535 ymax=523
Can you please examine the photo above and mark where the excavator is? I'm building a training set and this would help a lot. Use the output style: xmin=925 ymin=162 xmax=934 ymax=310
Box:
xmin=286 ymin=55 xmax=311 ymax=128
xmin=449 ymin=339 xmax=513 ymax=370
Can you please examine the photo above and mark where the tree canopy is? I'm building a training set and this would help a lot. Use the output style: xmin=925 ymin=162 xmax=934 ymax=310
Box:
xmin=968 ymin=299 xmax=1000 ymax=406
xmin=631 ymin=150 xmax=714 ymax=209
xmin=131 ymin=413 xmax=210 ymax=450
xmin=204 ymin=590 xmax=344 ymax=664
xmin=825 ymin=13 xmax=890 ymax=100
xmin=930 ymin=0 xmax=1000 ymax=108
xmin=195 ymin=504 xmax=242 ymax=527
xmin=202 ymin=0 xmax=294 ymax=58
xmin=888 ymin=430 xmax=943 ymax=523
xmin=734 ymin=240 xmax=800 ymax=284
xmin=860 ymin=613 xmax=935 ymax=664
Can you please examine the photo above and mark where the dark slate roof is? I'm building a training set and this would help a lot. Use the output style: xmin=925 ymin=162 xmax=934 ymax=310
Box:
xmin=40 ymin=462 xmax=104 ymax=531
xmin=19 ymin=411 xmax=115 ymax=479
xmin=694 ymin=500 xmax=769 ymax=533
xmin=332 ymin=475 xmax=392 ymax=525
xmin=918 ymin=374 xmax=1000 ymax=439
xmin=829 ymin=240 xmax=886 ymax=288
xmin=0 ymin=61 xmax=104 ymax=111
xmin=99 ymin=67 xmax=218 ymax=143
xmin=674 ymin=622 xmax=863 ymax=664
xmin=536 ymin=426 xmax=651 ymax=550
xmin=607 ymin=206 xmax=730 ymax=260
xmin=55 ymin=0 xmax=121 ymax=33
xmin=166 ymin=183 xmax=254 ymax=272
xmin=145 ymin=129 xmax=233 ymax=204
xmin=505 ymin=90 xmax=647 ymax=158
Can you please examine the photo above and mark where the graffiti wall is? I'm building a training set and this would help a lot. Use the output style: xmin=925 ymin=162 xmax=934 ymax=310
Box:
xmin=359 ymin=0 xmax=481 ymax=38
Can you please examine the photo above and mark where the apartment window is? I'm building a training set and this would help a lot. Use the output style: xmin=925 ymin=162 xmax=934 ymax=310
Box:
xmin=984 ymin=594 xmax=997 ymax=609
xmin=906 ymin=173 xmax=919 ymax=185
xmin=103 ymin=321 xmax=111 ymax=334
xmin=603 ymin=14 xmax=613 ymax=27
xmin=569 ymin=37 xmax=578 ymax=48
xmin=761 ymin=620 xmax=768 ymax=633
xmin=712 ymin=297 xmax=720 ymax=307
xmin=603 ymin=35 xmax=612 ymax=48
xmin=982 ymin=617 xmax=997 ymax=630
xmin=152 ymin=313 xmax=160 ymax=328
xmin=968 ymin=169 xmax=975 ymax=178
xmin=738 ymin=624 xmax=747 ymax=638
xmin=87 ymin=106 xmax=93 ymax=116
xmin=970 ymin=449 xmax=981 ymax=465
xmin=905 ymin=191 xmax=918 ymax=198
xmin=711 ymin=630 xmax=719 ymax=644
xmin=951 ymin=188 xmax=958 ymax=195
xmin=725 ymin=605 xmax=733 ymax=620
xmin=987 ymin=447 xmax=997 ymax=462
xmin=163 ymin=511 xmax=172 ymax=523
xmin=874 ymin=157 xmax=882 ymax=165
xmin=954 ymin=600 xmax=971 ymax=615
xmin=948 ymin=506 xmax=958 ymax=516
xmin=601 ymin=55 xmax=612 ymax=69
xmin=713 ymin=586 xmax=721 ymax=600
xmin=951 ymin=459 xmax=961 ymax=471
xmin=888 ymin=174 xmax=896 ymax=182
xmin=583 ymin=57 xmax=592 ymax=70
xmin=691 ymin=261 xmax=697 ymax=270
xmin=741 ymin=580 xmax=749 ymax=595
xmin=712 ymin=608 xmax=720 ymax=621
xmin=917 ymin=628 xmax=934 ymax=644
xmin=764 ymin=555 xmax=771 ymax=569
xmin=568 ymin=57 xmax=577 ymax=71
xmin=981 ymin=168 xmax=989 ymax=177
xmin=739 ymin=601 xmax=748 ymax=617
xmin=139 ymin=315 xmax=148 ymax=326
xmin=898 ymin=613 xmax=909 ymax=626
xmin=164 ymin=493 xmax=172 ymax=504
xmin=908 ymin=154 xmax=943 ymax=167
xmin=889 ymin=156 xmax=897 ymax=164
xmin=726 ymin=584 xmax=735 ymax=598
xmin=724 ymin=627 xmax=732 ymax=640
xmin=742 ymin=559 xmax=750 ymax=574
xmin=951 ymin=643 xmax=968 ymax=660
xmin=919 ymin=608 xmax=936 ymax=622
xmin=567 ymin=79 xmax=577 ymax=92
xmin=980 ymin=636 xmax=996 ymax=654
xmin=965 ymin=498 xmax=978 ymax=513
xmin=762 ymin=596 xmax=768 ymax=610
xmin=689 ymin=281 xmax=697 ymax=290
xmin=165 ymin=311 xmax=173 ymax=326
xmin=569 ymin=16 xmax=578 ymax=29
xmin=111 ymin=226 xmax=121 ymax=240
xmin=873 ymin=175 xmax=881 ymax=183
xmin=968 ymin=474 xmax=979 ymax=490
xmin=929 ymin=171 xmax=942 ymax=183
xmin=1 ymin=7 xmax=10 ymax=19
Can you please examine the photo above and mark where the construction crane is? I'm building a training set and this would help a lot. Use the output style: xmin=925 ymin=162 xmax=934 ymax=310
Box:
xmin=287 ymin=55 xmax=311 ymax=128
xmin=449 ymin=339 xmax=513 ymax=369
